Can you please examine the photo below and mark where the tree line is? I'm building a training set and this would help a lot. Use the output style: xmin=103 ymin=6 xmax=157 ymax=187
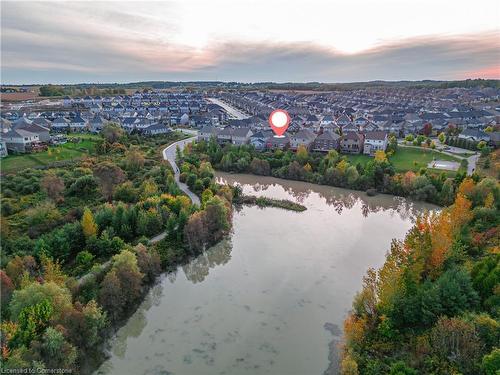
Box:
xmin=182 ymin=138 xmax=475 ymax=206
xmin=340 ymin=177 xmax=499 ymax=374
xmin=0 ymin=130 xmax=234 ymax=371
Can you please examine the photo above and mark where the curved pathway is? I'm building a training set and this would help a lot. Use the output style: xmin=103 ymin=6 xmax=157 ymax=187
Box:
xmin=163 ymin=133 xmax=200 ymax=206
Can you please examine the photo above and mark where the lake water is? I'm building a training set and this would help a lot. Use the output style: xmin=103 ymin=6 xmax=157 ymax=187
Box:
xmin=96 ymin=173 xmax=436 ymax=375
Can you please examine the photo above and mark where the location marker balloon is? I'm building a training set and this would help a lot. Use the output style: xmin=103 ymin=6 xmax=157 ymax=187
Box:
xmin=269 ymin=109 xmax=290 ymax=138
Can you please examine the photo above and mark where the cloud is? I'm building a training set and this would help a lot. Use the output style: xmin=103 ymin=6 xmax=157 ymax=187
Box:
xmin=1 ymin=1 xmax=499 ymax=83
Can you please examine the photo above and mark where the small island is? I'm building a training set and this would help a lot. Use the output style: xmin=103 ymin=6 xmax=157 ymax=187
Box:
xmin=236 ymin=195 xmax=307 ymax=212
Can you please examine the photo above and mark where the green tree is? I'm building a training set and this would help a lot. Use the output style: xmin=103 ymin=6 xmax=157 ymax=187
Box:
xmin=38 ymin=327 xmax=77 ymax=369
xmin=11 ymin=299 xmax=53 ymax=347
xmin=9 ymin=282 xmax=72 ymax=321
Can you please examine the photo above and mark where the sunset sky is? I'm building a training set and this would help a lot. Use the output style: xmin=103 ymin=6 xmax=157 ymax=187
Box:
xmin=1 ymin=0 xmax=499 ymax=84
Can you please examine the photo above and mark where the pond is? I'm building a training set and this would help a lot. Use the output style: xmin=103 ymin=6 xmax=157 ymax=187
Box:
xmin=96 ymin=173 xmax=437 ymax=375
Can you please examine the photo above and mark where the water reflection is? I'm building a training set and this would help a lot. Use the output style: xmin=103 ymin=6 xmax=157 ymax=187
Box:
xmin=216 ymin=173 xmax=436 ymax=221
xmin=97 ymin=174 xmax=436 ymax=375
xmin=182 ymin=239 xmax=233 ymax=284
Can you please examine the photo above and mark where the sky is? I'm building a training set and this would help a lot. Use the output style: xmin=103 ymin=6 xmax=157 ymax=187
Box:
xmin=1 ymin=0 xmax=499 ymax=84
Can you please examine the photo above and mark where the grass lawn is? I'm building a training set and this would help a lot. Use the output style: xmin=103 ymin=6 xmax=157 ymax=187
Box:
xmin=345 ymin=154 xmax=372 ymax=165
xmin=345 ymin=147 xmax=461 ymax=173
xmin=390 ymin=147 xmax=459 ymax=172
xmin=1 ymin=136 xmax=99 ymax=173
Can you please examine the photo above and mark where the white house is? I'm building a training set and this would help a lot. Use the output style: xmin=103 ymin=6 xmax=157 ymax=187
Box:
xmin=363 ymin=131 xmax=388 ymax=155
xmin=1 ymin=128 xmax=39 ymax=152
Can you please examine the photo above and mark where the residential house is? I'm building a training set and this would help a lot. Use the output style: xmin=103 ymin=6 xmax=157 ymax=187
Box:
xmin=290 ymin=129 xmax=316 ymax=150
xmin=231 ymin=127 xmax=253 ymax=145
xmin=51 ymin=117 xmax=71 ymax=131
xmin=250 ymin=130 xmax=272 ymax=151
xmin=312 ymin=131 xmax=340 ymax=152
xmin=89 ymin=115 xmax=107 ymax=133
xmin=16 ymin=123 xmax=50 ymax=142
xmin=363 ymin=131 xmax=388 ymax=155
xmin=266 ymin=134 xmax=290 ymax=150
xmin=198 ymin=126 xmax=219 ymax=142
xmin=1 ymin=128 xmax=40 ymax=152
xmin=320 ymin=115 xmax=335 ymax=126
xmin=340 ymin=132 xmax=364 ymax=154
xmin=143 ymin=123 xmax=172 ymax=136
xmin=458 ymin=129 xmax=490 ymax=142
xmin=342 ymin=123 xmax=359 ymax=133
xmin=336 ymin=113 xmax=351 ymax=127
xmin=70 ymin=115 xmax=87 ymax=131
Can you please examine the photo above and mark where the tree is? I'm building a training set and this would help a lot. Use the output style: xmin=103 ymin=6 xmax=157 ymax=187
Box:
xmin=125 ymin=149 xmax=145 ymax=171
xmin=11 ymin=299 xmax=53 ymax=348
xmin=184 ymin=211 xmax=208 ymax=251
xmin=40 ymin=173 xmax=65 ymax=202
xmin=482 ymin=348 xmax=500 ymax=375
xmin=114 ymin=181 xmax=137 ymax=203
xmin=438 ymin=132 xmax=446 ymax=143
xmin=1 ymin=271 xmax=14 ymax=309
xmin=98 ymin=271 xmax=123 ymax=321
xmin=5 ymin=256 xmax=38 ymax=288
xmin=422 ymin=123 xmax=433 ymax=137
xmin=93 ymin=162 xmax=126 ymax=202
xmin=101 ymin=123 xmax=124 ymax=144
xmin=374 ymin=150 xmax=388 ymax=163
xmin=430 ymin=317 xmax=482 ymax=374
xmin=140 ymin=178 xmax=159 ymax=199
xmin=37 ymin=327 xmax=77 ymax=369
xmin=81 ymin=208 xmax=97 ymax=238
xmin=296 ymin=145 xmax=308 ymax=164
xmin=9 ymin=282 xmax=72 ymax=321
xmin=61 ymin=300 xmax=106 ymax=350
xmin=249 ymin=158 xmax=271 ymax=175
xmin=25 ymin=202 xmax=62 ymax=237
xmin=74 ymin=251 xmax=95 ymax=275
xmin=134 ymin=244 xmax=161 ymax=283
xmin=99 ymin=250 xmax=143 ymax=321
xmin=67 ymin=175 xmax=98 ymax=198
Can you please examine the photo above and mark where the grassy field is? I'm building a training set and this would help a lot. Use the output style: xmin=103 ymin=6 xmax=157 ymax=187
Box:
xmin=1 ymin=134 xmax=100 ymax=173
xmin=345 ymin=147 xmax=461 ymax=173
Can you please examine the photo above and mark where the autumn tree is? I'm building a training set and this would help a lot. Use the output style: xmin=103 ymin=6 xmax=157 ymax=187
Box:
xmin=422 ymin=123 xmax=433 ymax=136
xmin=93 ymin=161 xmax=126 ymax=202
xmin=184 ymin=211 xmax=208 ymax=251
xmin=40 ymin=172 xmax=65 ymax=202
xmin=99 ymin=250 xmax=143 ymax=321
xmin=81 ymin=207 xmax=97 ymax=238
xmin=125 ymin=149 xmax=145 ymax=171
xmin=296 ymin=145 xmax=309 ymax=164
xmin=374 ymin=150 xmax=388 ymax=163
xmin=61 ymin=300 xmax=107 ymax=350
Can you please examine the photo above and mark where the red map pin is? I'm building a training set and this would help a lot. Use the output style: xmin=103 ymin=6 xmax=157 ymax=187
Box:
xmin=269 ymin=109 xmax=290 ymax=138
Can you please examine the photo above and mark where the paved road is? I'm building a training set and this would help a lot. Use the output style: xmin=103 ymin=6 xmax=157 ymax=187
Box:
xmin=163 ymin=135 xmax=201 ymax=206
xmin=206 ymin=97 xmax=250 ymax=119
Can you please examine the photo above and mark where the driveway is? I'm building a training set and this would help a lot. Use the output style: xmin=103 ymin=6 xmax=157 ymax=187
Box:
xmin=163 ymin=133 xmax=200 ymax=206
